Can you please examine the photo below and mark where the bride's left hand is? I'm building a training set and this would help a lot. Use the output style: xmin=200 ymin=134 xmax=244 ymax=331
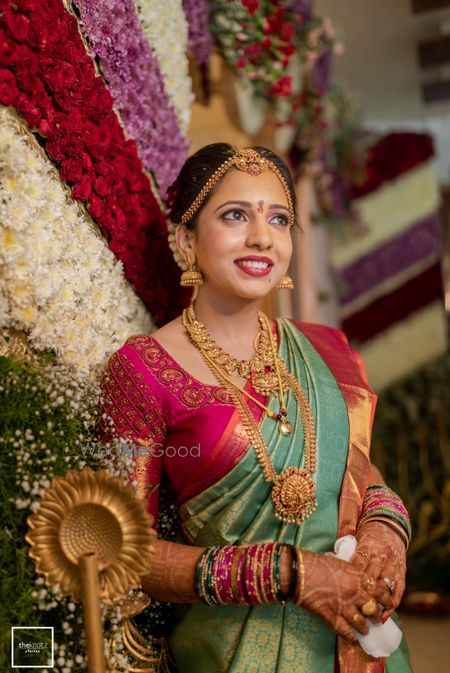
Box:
xmin=352 ymin=520 xmax=407 ymax=620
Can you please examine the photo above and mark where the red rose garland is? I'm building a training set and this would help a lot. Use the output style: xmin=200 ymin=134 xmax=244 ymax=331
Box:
xmin=0 ymin=0 xmax=190 ymax=325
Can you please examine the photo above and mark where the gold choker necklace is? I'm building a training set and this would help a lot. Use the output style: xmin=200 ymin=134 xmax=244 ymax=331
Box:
xmin=182 ymin=306 xmax=317 ymax=525
xmin=183 ymin=305 xmax=286 ymax=398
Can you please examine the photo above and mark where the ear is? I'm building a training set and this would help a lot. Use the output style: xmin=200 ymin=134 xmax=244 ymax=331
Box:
xmin=175 ymin=224 xmax=196 ymax=263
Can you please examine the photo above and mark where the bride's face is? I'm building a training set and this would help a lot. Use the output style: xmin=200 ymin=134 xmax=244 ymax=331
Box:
xmin=184 ymin=168 xmax=293 ymax=302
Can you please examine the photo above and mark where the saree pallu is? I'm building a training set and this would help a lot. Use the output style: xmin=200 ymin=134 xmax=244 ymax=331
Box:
xmin=168 ymin=320 xmax=412 ymax=673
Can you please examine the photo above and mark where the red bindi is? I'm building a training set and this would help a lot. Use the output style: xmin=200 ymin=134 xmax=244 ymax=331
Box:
xmin=257 ymin=200 xmax=264 ymax=213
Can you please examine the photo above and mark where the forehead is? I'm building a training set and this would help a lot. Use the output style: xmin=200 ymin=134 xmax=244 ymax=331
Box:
xmin=207 ymin=167 xmax=289 ymax=206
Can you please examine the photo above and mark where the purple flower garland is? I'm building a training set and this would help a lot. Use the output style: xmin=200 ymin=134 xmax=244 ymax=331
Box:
xmin=182 ymin=0 xmax=213 ymax=65
xmin=73 ymin=0 xmax=189 ymax=197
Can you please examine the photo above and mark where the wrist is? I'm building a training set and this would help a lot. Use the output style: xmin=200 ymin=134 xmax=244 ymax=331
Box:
xmin=195 ymin=542 xmax=297 ymax=606
xmin=357 ymin=484 xmax=411 ymax=549
xmin=358 ymin=518 xmax=409 ymax=550
xmin=279 ymin=545 xmax=296 ymax=600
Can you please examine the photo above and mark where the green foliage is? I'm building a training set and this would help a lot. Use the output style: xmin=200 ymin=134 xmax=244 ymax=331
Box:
xmin=372 ymin=352 xmax=450 ymax=593
xmin=0 ymin=354 xmax=100 ymax=671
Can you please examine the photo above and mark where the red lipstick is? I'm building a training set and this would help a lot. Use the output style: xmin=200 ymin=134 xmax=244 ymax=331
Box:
xmin=234 ymin=256 xmax=273 ymax=277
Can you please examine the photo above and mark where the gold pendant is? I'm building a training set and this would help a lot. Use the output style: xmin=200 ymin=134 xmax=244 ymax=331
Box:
xmin=278 ymin=418 xmax=294 ymax=436
xmin=271 ymin=467 xmax=317 ymax=525
xmin=251 ymin=370 xmax=281 ymax=396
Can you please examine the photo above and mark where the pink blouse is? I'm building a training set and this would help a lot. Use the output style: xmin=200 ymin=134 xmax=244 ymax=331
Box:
xmin=100 ymin=333 xmax=267 ymax=521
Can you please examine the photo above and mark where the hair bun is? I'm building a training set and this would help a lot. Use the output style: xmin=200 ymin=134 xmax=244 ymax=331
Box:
xmin=166 ymin=176 xmax=180 ymax=212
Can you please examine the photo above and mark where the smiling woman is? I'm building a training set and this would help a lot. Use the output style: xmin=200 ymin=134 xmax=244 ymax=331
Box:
xmin=99 ymin=143 xmax=413 ymax=673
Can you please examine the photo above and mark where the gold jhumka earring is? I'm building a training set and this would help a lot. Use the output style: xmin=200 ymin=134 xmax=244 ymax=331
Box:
xmin=276 ymin=276 xmax=294 ymax=290
xmin=180 ymin=256 xmax=203 ymax=287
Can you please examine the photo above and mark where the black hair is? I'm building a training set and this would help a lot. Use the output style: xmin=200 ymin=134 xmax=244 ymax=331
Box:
xmin=169 ymin=142 xmax=298 ymax=230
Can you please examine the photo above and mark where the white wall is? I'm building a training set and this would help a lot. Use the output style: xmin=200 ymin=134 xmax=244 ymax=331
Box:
xmin=315 ymin=0 xmax=450 ymax=182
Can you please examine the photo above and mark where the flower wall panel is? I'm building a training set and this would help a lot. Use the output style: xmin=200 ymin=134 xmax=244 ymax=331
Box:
xmin=0 ymin=107 xmax=153 ymax=375
xmin=73 ymin=0 xmax=190 ymax=197
xmin=0 ymin=0 xmax=190 ymax=327
xmin=330 ymin=132 xmax=447 ymax=390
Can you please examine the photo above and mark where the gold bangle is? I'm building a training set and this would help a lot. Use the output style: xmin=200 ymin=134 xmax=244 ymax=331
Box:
xmin=257 ymin=543 xmax=270 ymax=604
xmin=230 ymin=546 xmax=243 ymax=602
xmin=252 ymin=544 xmax=264 ymax=605
xmin=294 ymin=548 xmax=305 ymax=606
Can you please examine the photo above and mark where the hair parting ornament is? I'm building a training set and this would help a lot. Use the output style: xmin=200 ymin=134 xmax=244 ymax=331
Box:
xmin=179 ymin=148 xmax=295 ymax=228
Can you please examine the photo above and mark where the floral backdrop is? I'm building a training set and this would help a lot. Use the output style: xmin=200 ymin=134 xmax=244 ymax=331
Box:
xmin=0 ymin=1 xmax=447 ymax=671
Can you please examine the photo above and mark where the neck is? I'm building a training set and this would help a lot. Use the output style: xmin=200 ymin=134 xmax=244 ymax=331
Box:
xmin=192 ymin=286 xmax=266 ymax=356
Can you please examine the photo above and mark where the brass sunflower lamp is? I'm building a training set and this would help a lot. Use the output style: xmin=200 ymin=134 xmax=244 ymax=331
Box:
xmin=26 ymin=468 xmax=155 ymax=673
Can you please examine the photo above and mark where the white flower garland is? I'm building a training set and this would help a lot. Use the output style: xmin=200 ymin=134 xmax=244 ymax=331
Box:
xmin=0 ymin=107 xmax=153 ymax=377
xmin=136 ymin=0 xmax=194 ymax=134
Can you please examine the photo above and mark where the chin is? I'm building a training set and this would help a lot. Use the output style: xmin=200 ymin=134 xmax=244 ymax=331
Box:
xmin=234 ymin=282 xmax=274 ymax=300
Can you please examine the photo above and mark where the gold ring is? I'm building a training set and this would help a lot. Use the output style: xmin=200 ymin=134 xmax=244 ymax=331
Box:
xmin=361 ymin=598 xmax=378 ymax=616
xmin=364 ymin=576 xmax=375 ymax=590
xmin=351 ymin=613 xmax=360 ymax=624
xmin=357 ymin=550 xmax=370 ymax=561
xmin=383 ymin=577 xmax=395 ymax=593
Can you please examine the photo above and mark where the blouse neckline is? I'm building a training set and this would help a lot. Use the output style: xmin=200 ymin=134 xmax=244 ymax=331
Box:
xmin=149 ymin=319 xmax=279 ymax=395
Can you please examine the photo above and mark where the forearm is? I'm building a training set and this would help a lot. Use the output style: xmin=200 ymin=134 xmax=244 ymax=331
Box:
xmin=140 ymin=539 xmax=293 ymax=604
xmin=141 ymin=539 xmax=205 ymax=603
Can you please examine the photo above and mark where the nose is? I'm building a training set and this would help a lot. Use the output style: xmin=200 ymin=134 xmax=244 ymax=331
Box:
xmin=245 ymin=214 xmax=273 ymax=250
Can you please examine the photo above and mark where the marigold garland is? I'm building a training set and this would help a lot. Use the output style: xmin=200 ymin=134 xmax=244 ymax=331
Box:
xmin=0 ymin=0 xmax=189 ymax=325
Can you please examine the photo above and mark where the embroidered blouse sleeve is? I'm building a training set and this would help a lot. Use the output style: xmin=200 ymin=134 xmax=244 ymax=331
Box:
xmin=99 ymin=347 xmax=166 ymax=522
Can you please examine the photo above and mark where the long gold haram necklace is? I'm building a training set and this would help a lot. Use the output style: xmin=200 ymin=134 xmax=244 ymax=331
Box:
xmin=182 ymin=307 xmax=318 ymax=525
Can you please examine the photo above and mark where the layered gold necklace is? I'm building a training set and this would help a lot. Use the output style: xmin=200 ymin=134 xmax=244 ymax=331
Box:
xmin=182 ymin=305 xmax=318 ymax=525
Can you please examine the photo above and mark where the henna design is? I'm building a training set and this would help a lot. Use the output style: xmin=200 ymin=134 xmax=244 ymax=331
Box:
xmin=353 ymin=520 xmax=407 ymax=618
xmin=141 ymin=539 xmax=204 ymax=603
xmin=299 ymin=550 xmax=387 ymax=641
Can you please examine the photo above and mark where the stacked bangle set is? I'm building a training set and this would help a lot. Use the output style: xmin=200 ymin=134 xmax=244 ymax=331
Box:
xmin=196 ymin=542 xmax=304 ymax=607
xmin=195 ymin=486 xmax=410 ymax=606
xmin=356 ymin=484 xmax=412 ymax=548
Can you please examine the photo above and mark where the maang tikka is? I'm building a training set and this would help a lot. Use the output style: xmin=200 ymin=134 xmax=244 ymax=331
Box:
xmin=179 ymin=148 xmax=295 ymax=228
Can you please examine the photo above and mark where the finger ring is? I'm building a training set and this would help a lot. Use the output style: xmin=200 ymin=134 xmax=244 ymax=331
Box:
xmin=383 ymin=577 xmax=395 ymax=593
xmin=364 ymin=576 xmax=375 ymax=590
xmin=356 ymin=550 xmax=370 ymax=561
xmin=351 ymin=613 xmax=361 ymax=624
xmin=361 ymin=598 xmax=378 ymax=616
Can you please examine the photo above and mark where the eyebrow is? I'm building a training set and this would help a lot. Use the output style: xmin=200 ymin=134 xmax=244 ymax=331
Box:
xmin=213 ymin=200 xmax=289 ymax=213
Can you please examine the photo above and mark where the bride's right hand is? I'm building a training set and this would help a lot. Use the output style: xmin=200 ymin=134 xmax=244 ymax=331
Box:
xmin=299 ymin=550 xmax=391 ymax=641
